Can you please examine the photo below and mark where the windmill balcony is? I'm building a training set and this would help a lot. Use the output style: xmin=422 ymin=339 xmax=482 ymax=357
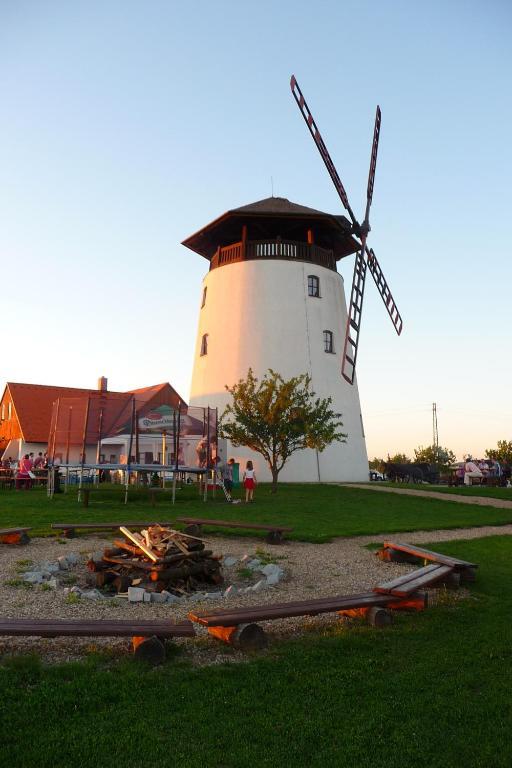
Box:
xmin=210 ymin=238 xmax=337 ymax=272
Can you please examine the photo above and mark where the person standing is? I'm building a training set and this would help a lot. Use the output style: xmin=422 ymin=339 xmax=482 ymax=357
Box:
xmin=243 ymin=460 xmax=257 ymax=502
xmin=222 ymin=457 xmax=235 ymax=497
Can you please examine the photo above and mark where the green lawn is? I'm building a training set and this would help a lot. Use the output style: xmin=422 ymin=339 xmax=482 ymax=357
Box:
xmin=376 ymin=481 xmax=512 ymax=500
xmin=1 ymin=535 xmax=512 ymax=767
xmin=1 ymin=482 xmax=511 ymax=542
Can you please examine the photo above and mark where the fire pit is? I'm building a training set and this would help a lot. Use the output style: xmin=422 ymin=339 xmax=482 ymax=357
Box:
xmin=86 ymin=524 xmax=223 ymax=597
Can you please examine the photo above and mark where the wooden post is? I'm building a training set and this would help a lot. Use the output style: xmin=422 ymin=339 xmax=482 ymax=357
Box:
xmin=241 ymin=224 xmax=247 ymax=260
xmin=207 ymin=623 xmax=267 ymax=650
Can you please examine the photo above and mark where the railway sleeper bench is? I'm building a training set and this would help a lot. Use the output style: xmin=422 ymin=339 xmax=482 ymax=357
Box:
xmin=377 ymin=541 xmax=478 ymax=581
xmin=51 ymin=521 xmax=174 ymax=538
xmin=374 ymin=563 xmax=459 ymax=597
xmin=188 ymin=591 xmax=428 ymax=650
xmin=177 ymin=516 xmax=293 ymax=544
xmin=0 ymin=527 xmax=31 ymax=545
xmin=0 ymin=618 xmax=195 ymax=665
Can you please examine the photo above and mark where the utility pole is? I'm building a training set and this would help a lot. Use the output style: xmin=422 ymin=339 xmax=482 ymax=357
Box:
xmin=432 ymin=403 xmax=439 ymax=462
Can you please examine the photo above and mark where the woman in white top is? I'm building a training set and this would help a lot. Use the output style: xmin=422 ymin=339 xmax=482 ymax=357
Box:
xmin=242 ymin=460 xmax=257 ymax=503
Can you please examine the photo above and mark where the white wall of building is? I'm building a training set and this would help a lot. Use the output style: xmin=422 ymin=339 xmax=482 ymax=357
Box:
xmin=189 ymin=259 xmax=369 ymax=482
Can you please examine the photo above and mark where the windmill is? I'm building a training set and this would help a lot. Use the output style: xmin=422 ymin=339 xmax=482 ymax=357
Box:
xmin=290 ymin=75 xmax=403 ymax=384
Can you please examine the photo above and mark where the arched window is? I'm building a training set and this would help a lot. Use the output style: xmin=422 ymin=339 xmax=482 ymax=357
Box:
xmin=323 ymin=330 xmax=334 ymax=354
xmin=200 ymin=334 xmax=208 ymax=356
xmin=201 ymin=286 xmax=207 ymax=308
xmin=308 ymin=275 xmax=320 ymax=297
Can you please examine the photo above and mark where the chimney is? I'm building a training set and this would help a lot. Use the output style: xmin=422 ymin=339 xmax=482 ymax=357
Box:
xmin=98 ymin=376 xmax=108 ymax=393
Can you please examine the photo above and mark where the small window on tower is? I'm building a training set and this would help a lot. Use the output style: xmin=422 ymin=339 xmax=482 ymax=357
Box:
xmin=323 ymin=330 xmax=334 ymax=354
xmin=200 ymin=334 xmax=208 ymax=356
xmin=7 ymin=403 xmax=12 ymax=419
xmin=201 ymin=286 xmax=207 ymax=308
xmin=308 ymin=275 xmax=320 ymax=297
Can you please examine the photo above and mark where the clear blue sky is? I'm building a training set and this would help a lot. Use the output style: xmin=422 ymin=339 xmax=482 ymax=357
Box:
xmin=1 ymin=0 xmax=510 ymax=460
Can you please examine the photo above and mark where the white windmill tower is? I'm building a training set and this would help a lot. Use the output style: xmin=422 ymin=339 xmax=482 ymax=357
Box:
xmin=183 ymin=76 xmax=403 ymax=483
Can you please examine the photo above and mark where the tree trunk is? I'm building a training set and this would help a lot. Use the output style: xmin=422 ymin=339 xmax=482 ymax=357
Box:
xmin=270 ymin=467 xmax=279 ymax=494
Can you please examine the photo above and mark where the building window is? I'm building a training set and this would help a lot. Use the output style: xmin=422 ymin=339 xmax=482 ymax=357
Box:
xmin=201 ymin=286 xmax=207 ymax=308
xmin=323 ymin=330 xmax=334 ymax=353
xmin=200 ymin=333 xmax=208 ymax=356
xmin=308 ymin=275 xmax=320 ymax=297
xmin=7 ymin=403 xmax=12 ymax=419
xmin=1 ymin=404 xmax=4 ymax=420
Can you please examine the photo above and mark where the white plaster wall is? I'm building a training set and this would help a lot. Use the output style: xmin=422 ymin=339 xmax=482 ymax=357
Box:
xmin=189 ymin=259 xmax=369 ymax=483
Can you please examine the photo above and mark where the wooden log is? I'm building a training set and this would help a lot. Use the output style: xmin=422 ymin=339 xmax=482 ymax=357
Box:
xmin=366 ymin=607 xmax=392 ymax=628
xmin=119 ymin=526 xmax=160 ymax=563
xmin=387 ymin=591 xmax=429 ymax=612
xmin=265 ymin=530 xmax=285 ymax=545
xmin=184 ymin=524 xmax=202 ymax=538
xmin=0 ymin=532 xmax=30 ymax=545
xmin=208 ymin=622 xmax=267 ymax=650
xmin=149 ymin=560 xmax=221 ymax=583
xmin=132 ymin=635 xmax=166 ymax=665
xmin=113 ymin=575 xmax=132 ymax=593
xmin=444 ymin=571 xmax=461 ymax=590
xmin=112 ymin=540 xmax=145 ymax=556
xmin=461 ymin=566 xmax=477 ymax=583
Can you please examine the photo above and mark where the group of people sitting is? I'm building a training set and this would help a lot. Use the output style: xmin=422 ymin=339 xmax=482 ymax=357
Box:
xmin=456 ymin=457 xmax=511 ymax=487
xmin=1 ymin=452 xmax=48 ymax=489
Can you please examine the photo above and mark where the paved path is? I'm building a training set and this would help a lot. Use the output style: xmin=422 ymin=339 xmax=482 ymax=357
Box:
xmin=341 ymin=483 xmax=512 ymax=510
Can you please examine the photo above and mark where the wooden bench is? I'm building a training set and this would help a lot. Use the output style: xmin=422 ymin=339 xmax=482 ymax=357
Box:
xmin=0 ymin=527 xmax=31 ymax=545
xmin=51 ymin=521 xmax=174 ymax=538
xmin=374 ymin=563 xmax=458 ymax=597
xmin=377 ymin=541 xmax=478 ymax=581
xmin=0 ymin=471 xmax=15 ymax=489
xmin=188 ymin=591 xmax=428 ymax=649
xmin=177 ymin=517 xmax=293 ymax=544
xmin=0 ymin=618 xmax=195 ymax=664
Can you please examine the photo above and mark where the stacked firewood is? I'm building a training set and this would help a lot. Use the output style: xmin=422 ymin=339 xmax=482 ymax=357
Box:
xmin=86 ymin=524 xmax=223 ymax=594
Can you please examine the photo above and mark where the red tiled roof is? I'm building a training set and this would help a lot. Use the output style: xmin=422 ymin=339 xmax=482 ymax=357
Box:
xmin=2 ymin=382 xmax=186 ymax=443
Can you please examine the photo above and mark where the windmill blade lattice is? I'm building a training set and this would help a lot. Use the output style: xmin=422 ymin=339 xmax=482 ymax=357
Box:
xmin=290 ymin=75 xmax=403 ymax=384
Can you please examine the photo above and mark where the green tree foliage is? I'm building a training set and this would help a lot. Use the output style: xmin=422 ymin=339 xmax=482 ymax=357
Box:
xmin=369 ymin=457 xmax=386 ymax=472
xmin=386 ymin=453 xmax=410 ymax=464
xmin=414 ymin=444 xmax=456 ymax=469
xmin=220 ymin=369 xmax=347 ymax=493
xmin=485 ymin=440 xmax=512 ymax=464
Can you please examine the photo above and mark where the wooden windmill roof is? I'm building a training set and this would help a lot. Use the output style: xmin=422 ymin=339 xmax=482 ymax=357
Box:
xmin=182 ymin=196 xmax=359 ymax=260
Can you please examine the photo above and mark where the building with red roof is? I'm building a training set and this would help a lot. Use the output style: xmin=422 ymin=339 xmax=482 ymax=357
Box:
xmin=0 ymin=378 xmax=185 ymax=462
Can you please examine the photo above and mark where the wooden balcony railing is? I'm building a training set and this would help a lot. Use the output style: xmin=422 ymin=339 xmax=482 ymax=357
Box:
xmin=210 ymin=239 xmax=336 ymax=271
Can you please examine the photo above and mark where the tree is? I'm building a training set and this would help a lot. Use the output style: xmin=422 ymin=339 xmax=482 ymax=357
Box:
xmin=220 ymin=369 xmax=347 ymax=493
xmin=485 ymin=440 xmax=512 ymax=464
xmin=386 ymin=452 xmax=411 ymax=464
xmin=369 ymin=457 xmax=386 ymax=472
xmin=414 ymin=444 xmax=456 ymax=469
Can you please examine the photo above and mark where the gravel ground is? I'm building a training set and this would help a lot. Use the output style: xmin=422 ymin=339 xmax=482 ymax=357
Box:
xmin=1 ymin=524 xmax=510 ymax=665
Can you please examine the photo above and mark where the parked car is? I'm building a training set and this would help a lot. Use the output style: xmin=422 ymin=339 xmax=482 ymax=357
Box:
xmin=369 ymin=470 xmax=385 ymax=481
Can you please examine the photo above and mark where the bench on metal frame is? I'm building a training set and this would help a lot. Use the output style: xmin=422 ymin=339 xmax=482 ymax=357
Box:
xmin=0 ymin=618 xmax=195 ymax=664
xmin=0 ymin=527 xmax=31 ymax=545
xmin=188 ymin=590 xmax=428 ymax=649
xmin=177 ymin=517 xmax=293 ymax=545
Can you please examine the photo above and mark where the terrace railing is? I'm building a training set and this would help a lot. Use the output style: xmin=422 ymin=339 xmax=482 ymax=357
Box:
xmin=210 ymin=239 xmax=336 ymax=271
